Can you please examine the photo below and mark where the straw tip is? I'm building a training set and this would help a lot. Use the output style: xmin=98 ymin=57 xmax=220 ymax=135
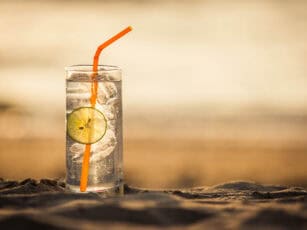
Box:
xmin=128 ymin=26 xmax=133 ymax=31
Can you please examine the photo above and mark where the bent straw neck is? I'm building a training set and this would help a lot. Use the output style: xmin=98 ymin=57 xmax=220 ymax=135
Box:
xmin=92 ymin=26 xmax=132 ymax=72
xmin=92 ymin=47 xmax=105 ymax=72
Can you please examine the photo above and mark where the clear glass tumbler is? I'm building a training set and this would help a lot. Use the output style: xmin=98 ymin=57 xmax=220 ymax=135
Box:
xmin=65 ymin=65 xmax=123 ymax=195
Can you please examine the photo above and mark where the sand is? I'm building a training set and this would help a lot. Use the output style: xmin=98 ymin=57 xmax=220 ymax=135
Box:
xmin=0 ymin=179 xmax=306 ymax=229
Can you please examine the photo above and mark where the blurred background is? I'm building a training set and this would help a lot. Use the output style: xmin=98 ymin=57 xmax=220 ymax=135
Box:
xmin=0 ymin=0 xmax=306 ymax=188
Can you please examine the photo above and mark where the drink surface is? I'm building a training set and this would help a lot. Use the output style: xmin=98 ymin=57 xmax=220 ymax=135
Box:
xmin=66 ymin=78 xmax=123 ymax=193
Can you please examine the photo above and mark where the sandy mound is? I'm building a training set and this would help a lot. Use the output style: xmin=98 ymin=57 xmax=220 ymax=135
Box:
xmin=0 ymin=179 xmax=306 ymax=229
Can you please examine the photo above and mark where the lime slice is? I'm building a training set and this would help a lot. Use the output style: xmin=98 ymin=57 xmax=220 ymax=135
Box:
xmin=67 ymin=107 xmax=107 ymax=144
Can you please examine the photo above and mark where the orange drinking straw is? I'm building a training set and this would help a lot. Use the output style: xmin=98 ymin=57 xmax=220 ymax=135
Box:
xmin=80 ymin=26 xmax=133 ymax=192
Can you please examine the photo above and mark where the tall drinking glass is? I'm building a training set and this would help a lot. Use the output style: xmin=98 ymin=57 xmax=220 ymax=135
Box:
xmin=65 ymin=65 xmax=123 ymax=195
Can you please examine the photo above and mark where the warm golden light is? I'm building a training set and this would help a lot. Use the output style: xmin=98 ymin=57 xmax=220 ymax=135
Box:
xmin=0 ymin=0 xmax=306 ymax=189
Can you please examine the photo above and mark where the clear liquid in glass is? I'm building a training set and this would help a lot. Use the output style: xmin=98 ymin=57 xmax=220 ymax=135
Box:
xmin=65 ymin=78 xmax=123 ymax=195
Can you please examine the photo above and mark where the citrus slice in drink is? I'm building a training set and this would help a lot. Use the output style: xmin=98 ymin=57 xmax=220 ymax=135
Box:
xmin=67 ymin=107 xmax=107 ymax=144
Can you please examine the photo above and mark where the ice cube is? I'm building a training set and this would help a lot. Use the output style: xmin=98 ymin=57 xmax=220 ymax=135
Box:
xmin=88 ymin=155 xmax=113 ymax=180
xmin=90 ymin=129 xmax=117 ymax=162
xmin=66 ymin=82 xmax=90 ymax=94
xmin=66 ymin=93 xmax=91 ymax=112
xmin=95 ymin=104 xmax=116 ymax=120
xmin=106 ymin=97 xmax=119 ymax=106
xmin=69 ymin=143 xmax=85 ymax=163
xmin=104 ymin=82 xmax=118 ymax=99
xmin=97 ymin=82 xmax=118 ymax=105
xmin=107 ymin=119 xmax=116 ymax=131
xmin=70 ymin=143 xmax=84 ymax=153
xmin=97 ymin=86 xmax=108 ymax=104
xmin=107 ymin=97 xmax=120 ymax=119
xmin=90 ymin=145 xmax=115 ymax=163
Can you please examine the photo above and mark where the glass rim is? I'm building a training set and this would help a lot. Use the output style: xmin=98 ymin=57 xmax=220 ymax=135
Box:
xmin=65 ymin=64 xmax=121 ymax=73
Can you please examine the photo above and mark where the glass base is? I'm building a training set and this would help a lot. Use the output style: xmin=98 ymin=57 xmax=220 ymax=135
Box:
xmin=66 ymin=182 xmax=124 ymax=197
